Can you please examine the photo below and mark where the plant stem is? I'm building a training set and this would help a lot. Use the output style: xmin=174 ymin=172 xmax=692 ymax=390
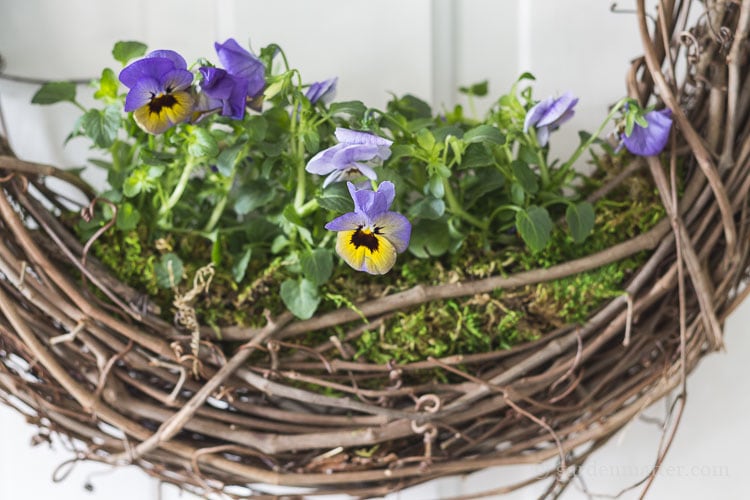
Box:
xmin=203 ymin=193 xmax=228 ymax=233
xmin=554 ymin=97 xmax=628 ymax=183
xmin=298 ymin=198 xmax=319 ymax=217
xmin=443 ymin=178 xmax=487 ymax=230
xmin=160 ymin=158 xmax=196 ymax=216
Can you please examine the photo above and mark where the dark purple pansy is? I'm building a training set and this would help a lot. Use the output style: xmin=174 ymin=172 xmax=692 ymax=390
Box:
xmin=198 ymin=66 xmax=249 ymax=120
xmin=214 ymin=39 xmax=265 ymax=100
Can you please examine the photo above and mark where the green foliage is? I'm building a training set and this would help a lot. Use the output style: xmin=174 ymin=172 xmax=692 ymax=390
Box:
xmin=48 ymin=38 xmax=663 ymax=332
xmin=31 ymin=81 xmax=77 ymax=105
xmin=112 ymin=41 xmax=148 ymax=65
xmin=516 ymin=206 xmax=553 ymax=252
xmin=280 ymin=278 xmax=321 ymax=320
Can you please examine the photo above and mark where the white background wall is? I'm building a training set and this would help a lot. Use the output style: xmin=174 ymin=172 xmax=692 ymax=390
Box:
xmin=0 ymin=1 xmax=748 ymax=499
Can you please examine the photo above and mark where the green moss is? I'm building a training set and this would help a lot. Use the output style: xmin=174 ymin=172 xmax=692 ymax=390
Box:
xmin=83 ymin=169 xmax=665 ymax=368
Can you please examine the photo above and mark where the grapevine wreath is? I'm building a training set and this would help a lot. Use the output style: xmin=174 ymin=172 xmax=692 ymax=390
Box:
xmin=1 ymin=1 xmax=749 ymax=498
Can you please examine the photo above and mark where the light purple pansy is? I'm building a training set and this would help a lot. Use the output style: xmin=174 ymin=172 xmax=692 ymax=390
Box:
xmin=118 ymin=49 xmax=195 ymax=134
xmin=621 ymin=108 xmax=673 ymax=156
xmin=305 ymin=128 xmax=393 ymax=188
xmin=325 ymin=181 xmax=411 ymax=275
xmin=305 ymin=77 xmax=338 ymax=105
xmin=523 ymin=91 xmax=578 ymax=147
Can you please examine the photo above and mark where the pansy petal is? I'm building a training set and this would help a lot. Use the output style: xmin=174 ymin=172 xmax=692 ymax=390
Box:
xmin=376 ymin=181 xmax=396 ymax=208
xmin=537 ymin=92 xmax=579 ymax=128
xmin=215 ymin=38 xmax=265 ymax=96
xmin=200 ymin=67 xmax=234 ymax=99
xmin=551 ymin=108 xmax=576 ymax=130
xmin=331 ymin=144 xmax=380 ymax=166
xmin=324 ymin=211 xmax=367 ymax=232
xmin=536 ymin=126 xmax=551 ymax=147
xmin=335 ymin=128 xmax=394 ymax=148
xmin=622 ymin=108 xmax=673 ymax=156
xmin=351 ymin=185 xmax=379 ymax=215
xmin=162 ymin=68 xmax=194 ymax=92
xmin=163 ymin=90 xmax=194 ymax=123
xmin=123 ymin=77 xmax=162 ymax=111
xmin=306 ymin=144 xmax=347 ymax=175
xmin=372 ymin=211 xmax=411 ymax=253
xmin=335 ymin=230 xmax=397 ymax=275
xmin=132 ymin=90 xmax=193 ymax=134
xmin=306 ymin=77 xmax=338 ymax=104
xmin=148 ymin=49 xmax=188 ymax=69
xmin=322 ymin=171 xmax=344 ymax=188
xmin=354 ymin=163 xmax=378 ymax=181
xmin=119 ymin=57 xmax=175 ymax=88
xmin=523 ymin=97 xmax=552 ymax=132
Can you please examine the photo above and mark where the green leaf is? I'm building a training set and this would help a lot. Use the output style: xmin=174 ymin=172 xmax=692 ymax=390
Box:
xmin=31 ymin=81 xmax=77 ymax=105
xmin=80 ymin=106 xmax=121 ymax=148
xmin=511 ymin=160 xmax=539 ymax=194
xmin=464 ymin=168 xmax=505 ymax=204
xmin=115 ymin=202 xmax=140 ymax=230
xmin=458 ymin=143 xmax=494 ymax=169
xmin=280 ymin=278 xmax=321 ymax=319
xmin=510 ymin=182 xmax=525 ymax=206
xmin=94 ymin=68 xmax=119 ymax=101
xmin=387 ymin=94 xmax=432 ymax=120
xmin=234 ymin=180 xmax=275 ymax=215
xmin=300 ymin=248 xmax=333 ymax=286
xmin=188 ymin=128 xmax=219 ymax=158
xmin=232 ymin=247 xmax=253 ymax=283
xmin=112 ymin=41 xmax=147 ymax=65
xmin=216 ymin=143 xmax=245 ymax=176
xmin=155 ymin=253 xmax=184 ymax=289
xmin=416 ymin=128 xmax=436 ymax=152
xmin=408 ymin=196 xmax=445 ymax=220
xmin=566 ymin=201 xmax=595 ymax=243
xmin=302 ymin=129 xmax=320 ymax=154
xmin=388 ymin=144 xmax=416 ymax=163
xmin=516 ymin=206 xmax=553 ymax=252
xmin=282 ymin=204 xmax=304 ymax=226
xmin=409 ymin=219 xmax=457 ymax=258
xmin=463 ymin=124 xmax=505 ymax=145
xmin=317 ymin=183 xmax=354 ymax=213
xmin=329 ymin=100 xmax=367 ymax=120
xmin=245 ymin=115 xmax=268 ymax=141
xmin=458 ymin=80 xmax=489 ymax=97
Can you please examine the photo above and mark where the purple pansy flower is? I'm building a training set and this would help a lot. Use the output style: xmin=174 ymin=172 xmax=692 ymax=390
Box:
xmin=198 ymin=66 xmax=249 ymax=120
xmin=305 ymin=128 xmax=393 ymax=187
xmin=523 ymin=91 xmax=578 ymax=147
xmin=119 ymin=49 xmax=195 ymax=134
xmin=306 ymin=77 xmax=338 ymax=105
xmin=621 ymin=108 xmax=673 ymax=156
xmin=214 ymin=39 xmax=265 ymax=100
xmin=196 ymin=39 xmax=266 ymax=120
xmin=325 ymin=181 xmax=411 ymax=275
